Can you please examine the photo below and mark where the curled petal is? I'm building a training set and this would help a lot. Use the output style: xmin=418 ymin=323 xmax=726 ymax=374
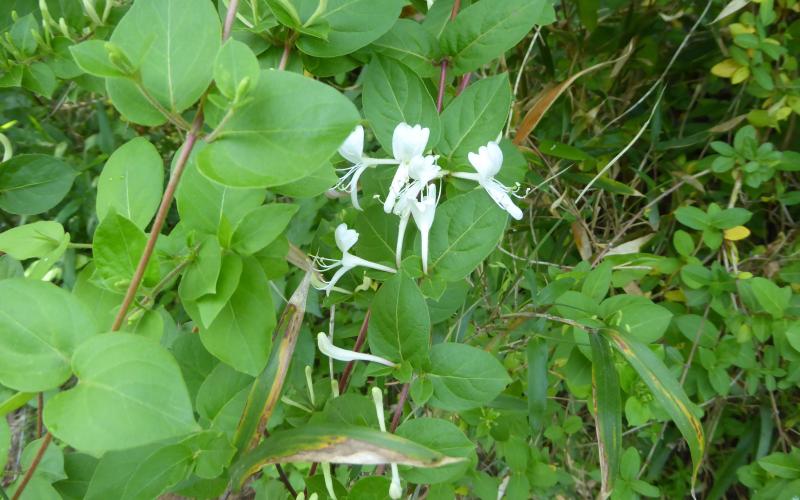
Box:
xmin=468 ymin=141 xmax=503 ymax=179
xmin=392 ymin=123 xmax=430 ymax=162
xmin=317 ymin=333 xmax=397 ymax=367
xmin=335 ymin=223 xmax=359 ymax=253
xmin=349 ymin=164 xmax=369 ymax=210
xmin=389 ymin=464 xmax=402 ymax=499
xmin=482 ymin=180 xmax=523 ymax=220
xmin=339 ymin=125 xmax=364 ymax=164
xmin=384 ymin=164 xmax=410 ymax=213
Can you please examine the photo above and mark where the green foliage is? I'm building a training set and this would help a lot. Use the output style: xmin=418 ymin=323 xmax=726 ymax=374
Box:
xmin=0 ymin=0 xmax=798 ymax=499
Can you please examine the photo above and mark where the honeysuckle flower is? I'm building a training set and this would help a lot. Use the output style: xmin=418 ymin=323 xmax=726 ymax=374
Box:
xmin=390 ymin=155 xmax=442 ymax=267
xmin=336 ymin=125 xmax=400 ymax=210
xmin=317 ymin=332 xmax=397 ymax=367
xmin=409 ymin=184 xmax=438 ymax=274
xmin=451 ymin=141 xmax=525 ymax=220
xmin=384 ymin=123 xmax=431 ymax=213
xmin=372 ymin=387 xmax=403 ymax=500
xmin=313 ymin=224 xmax=396 ymax=295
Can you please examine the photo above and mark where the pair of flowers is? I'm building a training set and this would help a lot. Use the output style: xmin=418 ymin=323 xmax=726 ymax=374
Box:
xmin=316 ymin=122 xmax=523 ymax=295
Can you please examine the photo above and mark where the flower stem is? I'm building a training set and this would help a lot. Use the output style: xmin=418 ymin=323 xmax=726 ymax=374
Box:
xmin=222 ymin=0 xmax=240 ymax=40
xmin=339 ymin=310 xmax=371 ymax=392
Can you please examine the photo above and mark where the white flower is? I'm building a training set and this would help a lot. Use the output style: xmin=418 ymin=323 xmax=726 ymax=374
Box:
xmin=392 ymin=123 xmax=429 ymax=163
xmin=317 ymin=333 xmax=397 ymax=367
xmin=314 ymin=224 xmax=396 ymax=295
xmin=409 ymin=184 xmax=437 ymax=274
xmin=371 ymin=387 xmax=403 ymax=500
xmin=452 ymin=141 xmax=524 ymax=220
xmin=336 ymin=126 xmax=400 ymax=210
xmin=384 ymin=123 xmax=431 ymax=213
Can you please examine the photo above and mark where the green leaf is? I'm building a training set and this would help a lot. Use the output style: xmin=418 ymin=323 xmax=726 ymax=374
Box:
xmin=582 ymin=261 xmax=612 ymax=302
xmin=438 ymin=74 xmax=512 ymax=163
xmin=428 ymin=343 xmax=511 ymax=411
xmin=44 ymin=333 xmax=199 ymax=455
xmin=758 ymin=451 xmax=800 ymax=479
xmin=673 ymin=230 xmax=694 ymax=257
xmin=296 ymin=0 xmax=407 ymax=58
xmin=175 ymin=149 xmax=265 ymax=236
xmin=395 ymin=418 xmax=475 ymax=484
xmin=0 ymin=154 xmax=75 ymax=215
xmin=96 ymin=137 xmax=164 ymax=229
xmin=600 ymin=296 xmax=673 ymax=344
xmin=195 ymin=363 xmax=252 ymax=438
xmin=271 ymin=162 xmax=338 ymax=198
xmin=362 ymin=56 xmax=440 ymax=154
xmin=53 ymin=452 xmax=98 ymax=500
xmin=198 ymin=70 xmax=359 ymax=188
xmin=526 ymin=338 xmax=548 ymax=432
xmin=178 ymin=236 xmax=223 ymax=302
xmin=0 ymin=278 xmax=97 ymax=392
xmin=708 ymin=207 xmax=752 ymax=230
xmin=108 ymin=0 xmax=221 ymax=124
xmin=214 ymin=39 xmax=260 ymax=100
xmin=589 ymin=333 xmax=622 ymax=496
xmin=84 ymin=441 xmax=191 ymax=500
xmin=606 ymin=331 xmax=705 ymax=488
xmin=675 ymin=206 xmax=710 ymax=230
xmin=231 ymin=424 xmax=465 ymax=488
xmin=0 ymin=221 xmax=65 ymax=260
xmin=368 ymin=271 xmax=431 ymax=368
xmin=196 ymin=257 xmax=276 ymax=376
xmin=0 ymin=416 xmax=9 ymax=473
xmin=231 ymin=203 xmax=299 ymax=256
xmin=193 ymin=253 xmax=243 ymax=327
xmin=22 ymin=62 xmax=57 ymax=98
xmin=427 ymin=189 xmax=508 ymax=281
xmin=440 ymin=0 xmax=555 ymax=75
xmin=371 ymin=19 xmax=438 ymax=79
xmin=69 ymin=40 xmax=130 ymax=78
xmin=93 ymin=211 xmax=160 ymax=288
xmin=748 ymin=277 xmax=791 ymax=319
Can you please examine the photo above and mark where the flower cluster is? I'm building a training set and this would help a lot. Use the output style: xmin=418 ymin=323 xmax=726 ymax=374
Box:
xmin=316 ymin=122 xmax=524 ymax=295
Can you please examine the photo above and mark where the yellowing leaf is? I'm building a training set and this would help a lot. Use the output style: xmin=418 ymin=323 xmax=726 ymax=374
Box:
xmin=731 ymin=66 xmax=750 ymax=84
xmin=664 ymin=290 xmax=686 ymax=302
xmin=711 ymin=59 xmax=740 ymax=78
xmin=724 ymin=225 xmax=751 ymax=241
xmin=729 ymin=23 xmax=755 ymax=36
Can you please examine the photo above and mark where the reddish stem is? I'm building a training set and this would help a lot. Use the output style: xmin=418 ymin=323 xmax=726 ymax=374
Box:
xmin=11 ymin=432 xmax=52 ymax=500
xmin=36 ymin=393 xmax=43 ymax=438
xmin=457 ymin=73 xmax=471 ymax=95
xmin=278 ymin=39 xmax=292 ymax=71
xmin=110 ymin=112 xmax=204 ymax=331
xmin=222 ymin=0 xmax=240 ymax=40
xmin=436 ymin=60 xmax=448 ymax=113
xmin=435 ymin=0 xmax=462 ymax=113
xmin=338 ymin=310 xmax=371 ymax=392
xmin=111 ymin=0 xmax=240 ymax=331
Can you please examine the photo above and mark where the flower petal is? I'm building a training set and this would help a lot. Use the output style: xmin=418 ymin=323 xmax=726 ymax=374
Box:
xmin=317 ymin=333 xmax=397 ymax=367
xmin=335 ymin=223 xmax=359 ymax=252
xmin=483 ymin=181 xmax=523 ymax=220
xmin=339 ymin=125 xmax=364 ymax=164
xmin=392 ymin=123 xmax=430 ymax=162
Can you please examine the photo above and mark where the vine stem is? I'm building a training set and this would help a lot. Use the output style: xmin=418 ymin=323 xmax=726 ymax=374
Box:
xmin=222 ymin=0 xmax=240 ymax=40
xmin=11 ymin=432 xmax=52 ymax=500
xmin=110 ymin=111 xmax=204 ymax=332
xmin=435 ymin=0 xmax=462 ymax=112
xmin=12 ymin=4 xmax=242 ymax=500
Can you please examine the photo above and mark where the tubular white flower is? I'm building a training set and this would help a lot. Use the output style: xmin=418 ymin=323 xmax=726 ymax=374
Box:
xmin=392 ymin=123 xmax=429 ymax=163
xmin=384 ymin=123 xmax=431 ymax=213
xmin=453 ymin=141 xmax=524 ymax=220
xmin=314 ymin=224 xmax=397 ymax=295
xmin=371 ymin=387 xmax=403 ymax=500
xmin=336 ymin=125 xmax=399 ymax=210
xmin=409 ymin=184 xmax=438 ymax=275
xmin=317 ymin=333 xmax=397 ymax=367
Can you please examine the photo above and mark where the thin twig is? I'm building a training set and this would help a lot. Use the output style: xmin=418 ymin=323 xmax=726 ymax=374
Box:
xmin=223 ymin=0 xmax=240 ymax=40
xmin=11 ymin=432 xmax=52 ymax=500
xmin=110 ymin=111 xmax=204 ymax=331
